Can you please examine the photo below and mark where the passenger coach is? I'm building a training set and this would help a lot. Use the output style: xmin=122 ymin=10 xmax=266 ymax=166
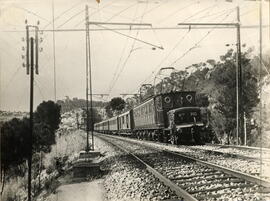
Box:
xmin=94 ymin=91 xmax=207 ymax=145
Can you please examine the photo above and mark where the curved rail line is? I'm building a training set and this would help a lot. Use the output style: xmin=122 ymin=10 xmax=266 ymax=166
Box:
xmin=99 ymin=136 xmax=195 ymax=201
xmin=99 ymin=135 xmax=197 ymax=201
xmin=97 ymin=134 xmax=270 ymax=201
xmin=179 ymin=145 xmax=270 ymax=163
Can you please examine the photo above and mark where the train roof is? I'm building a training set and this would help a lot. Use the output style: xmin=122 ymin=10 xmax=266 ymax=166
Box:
xmin=118 ymin=109 xmax=131 ymax=117
xmin=95 ymin=91 xmax=197 ymax=125
xmin=107 ymin=116 xmax=118 ymax=121
xmin=95 ymin=119 xmax=109 ymax=125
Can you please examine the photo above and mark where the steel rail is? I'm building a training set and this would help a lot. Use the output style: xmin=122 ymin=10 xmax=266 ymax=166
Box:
xmin=184 ymin=146 xmax=270 ymax=163
xmin=205 ymin=143 xmax=270 ymax=152
xmin=101 ymin=134 xmax=270 ymax=188
xmin=163 ymin=150 xmax=270 ymax=188
xmin=98 ymin=135 xmax=198 ymax=201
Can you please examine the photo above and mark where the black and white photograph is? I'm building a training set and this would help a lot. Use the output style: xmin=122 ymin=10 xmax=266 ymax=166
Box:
xmin=0 ymin=0 xmax=270 ymax=200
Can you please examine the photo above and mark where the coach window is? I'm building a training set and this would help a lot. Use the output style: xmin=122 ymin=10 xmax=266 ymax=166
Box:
xmin=126 ymin=115 xmax=129 ymax=128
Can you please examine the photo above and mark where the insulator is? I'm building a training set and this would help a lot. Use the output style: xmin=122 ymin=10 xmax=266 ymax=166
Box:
xmin=22 ymin=55 xmax=25 ymax=59
xmin=22 ymin=47 xmax=25 ymax=51
xmin=37 ymin=21 xmax=40 ymax=25
xmin=40 ymin=31 xmax=43 ymax=35
xmin=25 ymin=19 xmax=28 ymax=24
xmin=22 ymin=63 xmax=26 ymax=67
xmin=22 ymin=37 xmax=25 ymax=42
xmin=39 ymin=47 xmax=43 ymax=52
xmin=40 ymin=38 xmax=43 ymax=43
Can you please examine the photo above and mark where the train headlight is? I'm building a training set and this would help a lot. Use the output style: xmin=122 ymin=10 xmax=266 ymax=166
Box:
xmin=164 ymin=96 xmax=171 ymax=103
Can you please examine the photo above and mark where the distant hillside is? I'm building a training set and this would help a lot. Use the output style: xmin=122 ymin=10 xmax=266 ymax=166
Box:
xmin=56 ymin=96 xmax=108 ymax=113
xmin=0 ymin=111 xmax=28 ymax=129
xmin=0 ymin=111 xmax=28 ymax=122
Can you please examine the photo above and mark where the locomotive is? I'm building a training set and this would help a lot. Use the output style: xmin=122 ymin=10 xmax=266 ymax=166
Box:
xmin=94 ymin=91 xmax=208 ymax=145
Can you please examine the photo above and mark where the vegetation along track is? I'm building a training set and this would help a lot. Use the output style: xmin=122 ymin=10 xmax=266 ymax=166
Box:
xmin=97 ymin=134 xmax=270 ymax=201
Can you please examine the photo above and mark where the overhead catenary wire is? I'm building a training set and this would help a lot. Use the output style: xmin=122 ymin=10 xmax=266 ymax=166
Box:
xmin=179 ymin=3 xmax=219 ymax=24
xmin=132 ymin=5 xmax=236 ymax=94
xmin=193 ymin=7 xmax=235 ymax=21
xmin=94 ymin=24 xmax=163 ymax=50
xmin=14 ymin=5 xmax=49 ymax=22
xmin=107 ymin=3 xmax=140 ymax=95
xmin=108 ymin=0 xmax=150 ymax=94
xmin=135 ymin=5 xmax=220 ymax=91
xmin=3 ymin=65 xmax=22 ymax=90
xmin=74 ymin=0 xmax=125 ymax=28
xmin=156 ymin=0 xmax=198 ymax=24
xmin=136 ymin=29 xmax=192 ymax=89
xmin=170 ymin=9 xmax=235 ymax=67
xmin=43 ymin=1 xmax=84 ymax=29
xmin=57 ymin=9 xmax=85 ymax=29
xmin=133 ymin=0 xmax=170 ymax=20
xmin=106 ymin=2 xmax=138 ymax=22
xmin=34 ymin=80 xmax=45 ymax=100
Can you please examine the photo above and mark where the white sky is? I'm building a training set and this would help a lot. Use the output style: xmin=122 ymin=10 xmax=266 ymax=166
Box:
xmin=0 ymin=0 xmax=269 ymax=111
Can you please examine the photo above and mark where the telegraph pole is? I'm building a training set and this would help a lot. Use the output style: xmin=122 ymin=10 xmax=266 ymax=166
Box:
xmin=85 ymin=5 xmax=95 ymax=151
xmin=24 ymin=23 xmax=39 ymax=201
xmin=85 ymin=5 xmax=90 ymax=151
xmin=177 ymin=7 xmax=242 ymax=145
xmin=0 ymin=54 xmax=1 ymax=110
xmin=52 ymin=0 xmax=57 ymax=101
xmin=29 ymin=37 xmax=34 ymax=201
xmin=87 ymin=5 xmax=95 ymax=151
xmin=236 ymin=6 xmax=243 ymax=145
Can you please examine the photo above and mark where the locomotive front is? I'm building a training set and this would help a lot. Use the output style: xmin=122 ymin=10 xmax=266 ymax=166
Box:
xmin=153 ymin=91 xmax=207 ymax=144
xmin=167 ymin=107 xmax=204 ymax=144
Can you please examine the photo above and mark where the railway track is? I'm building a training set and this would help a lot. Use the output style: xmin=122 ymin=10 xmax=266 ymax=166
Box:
xmin=97 ymin=134 xmax=270 ymax=201
xmin=118 ymin=133 xmax=270 ymax=180
xmin=205 ymin=143 xmax=270 ymax=152
xmin=186 ymin=146 xmax=270 ymax=163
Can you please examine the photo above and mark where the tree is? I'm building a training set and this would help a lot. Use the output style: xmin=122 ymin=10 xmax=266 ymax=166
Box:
xmin=105 ymin=104 xmax=113 ymax=118
xmin=1 ymin=118 xmax=30 ymax=194
xmin=207 ymin=49 xmax=260 ymax=144
xmin=145 ymin=48 xmax=262 ymax=145
xmin=109 ymin=97 xmax=126 ymax=113
xmin=82 ymin=108 xmax=102 ymax=130
xmin=33 ymin=122 xmax=54 ymax=153
xmin=57 ymin=97 xmax=108 ymax=113
xmin=34 ymin=100 xmax=61 ymax=133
